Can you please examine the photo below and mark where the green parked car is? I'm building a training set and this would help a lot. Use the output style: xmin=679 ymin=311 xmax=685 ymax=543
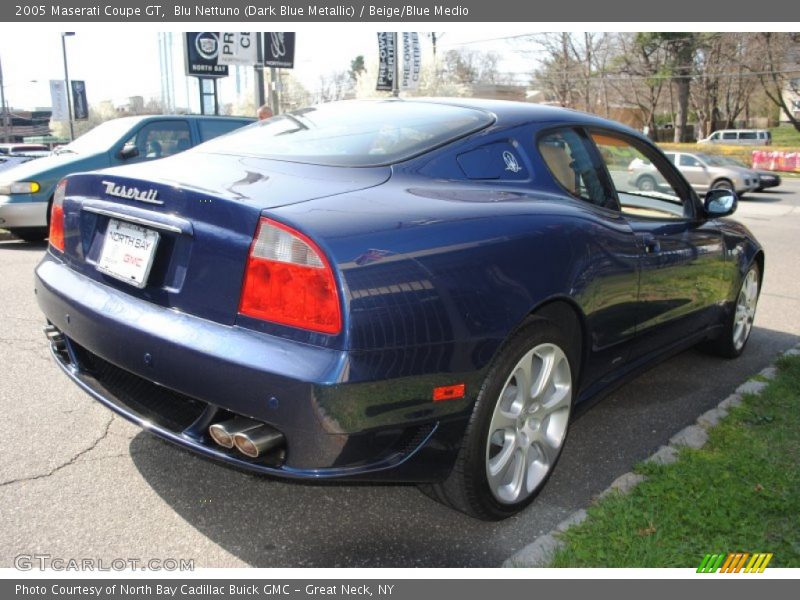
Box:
xmin=0 ymin=114 xmax=253 ymax=241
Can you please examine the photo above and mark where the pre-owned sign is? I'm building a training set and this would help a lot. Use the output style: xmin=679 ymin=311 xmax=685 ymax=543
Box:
xmin=217 ymin=32 xmax=258 ymax=66
xmin=184 ymin=32 xmax=229 ymax=78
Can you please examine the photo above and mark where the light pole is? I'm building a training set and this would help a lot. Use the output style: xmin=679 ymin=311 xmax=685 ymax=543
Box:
xmin=61 ymin=32 xmax=75 ymax=141
xmin=0 ymin=55 xmax=9 ymax=143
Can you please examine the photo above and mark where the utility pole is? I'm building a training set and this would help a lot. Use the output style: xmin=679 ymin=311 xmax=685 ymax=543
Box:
xmin=255 ymin=33 xmax=266 ymax=110
xmin=61 ymin=32 xmax=75 ymax=141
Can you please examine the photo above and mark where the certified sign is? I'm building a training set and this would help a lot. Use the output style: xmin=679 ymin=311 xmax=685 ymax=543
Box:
xmin=97 ymin=219 xmax=160 ymax=288
xmin=184 ymin=32 xmax=229 ymax=78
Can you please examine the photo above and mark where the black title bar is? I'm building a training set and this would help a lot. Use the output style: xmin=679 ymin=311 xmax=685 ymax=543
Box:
xmin=4 ymin=0 xmax=799 ymax=22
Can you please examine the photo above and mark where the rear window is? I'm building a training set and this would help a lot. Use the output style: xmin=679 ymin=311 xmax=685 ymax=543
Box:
xmin=198 ymin=119 xmax=250 ymax=142
xmin=197 ymin=101 xmax=494 ymax=167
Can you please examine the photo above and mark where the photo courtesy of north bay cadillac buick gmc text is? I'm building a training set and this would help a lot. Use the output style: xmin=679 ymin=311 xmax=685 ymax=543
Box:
xmin=35 ymin=99 xmax=762 ymax=520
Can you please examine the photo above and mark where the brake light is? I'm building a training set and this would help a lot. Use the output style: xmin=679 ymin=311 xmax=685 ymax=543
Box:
xmin=49 ymin=179 xmax=67 ymax=252
xmin=239 ymin=217 xmax=341 ymax=335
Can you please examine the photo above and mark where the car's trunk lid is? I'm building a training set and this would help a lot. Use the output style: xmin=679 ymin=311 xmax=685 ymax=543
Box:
xmin=58 ymin=152 xmax=390 ymax=326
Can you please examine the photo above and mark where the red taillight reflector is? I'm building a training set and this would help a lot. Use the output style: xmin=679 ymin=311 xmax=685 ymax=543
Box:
xmin=49 ymin=179 xmax=67 ymax=252
xmin=239 ymin=218 xmax=341 ymax=335
xmin=433 ymin=384 xmax=466 ymax=402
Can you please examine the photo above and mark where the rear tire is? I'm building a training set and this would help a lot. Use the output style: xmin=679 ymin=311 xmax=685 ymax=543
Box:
xmin=423 ymin=317 xmax=577 ymax=520
xmin=700 ymin=263 xmax=760 ymax=358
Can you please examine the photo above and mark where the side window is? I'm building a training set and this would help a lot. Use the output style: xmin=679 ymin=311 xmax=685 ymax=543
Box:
xmin=122 ymin=121 xmax=191 ymax=161
xmin=198 ymin=119 xmax=247 ymax=142
xmin=590 ymin=132 xmax=689 ymax=220
xmin=722 ymin=132 xmax=737 ymax=140
xmin=679 ymin=154 xmax=701 ymax=167
xmin=740 ymin=131 xmax=757 ymax=140
xmin=709 ymin=132 xmax=720 ymax=140
xmin=537 ymin=129 xmax=611 ymax=209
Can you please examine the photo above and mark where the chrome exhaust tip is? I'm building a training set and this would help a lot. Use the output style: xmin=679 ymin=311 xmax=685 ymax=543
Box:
xmin=233 ymin=424 xmax=285 ymax=458
xmin=208 ymin=417 xmax=260 ymax=449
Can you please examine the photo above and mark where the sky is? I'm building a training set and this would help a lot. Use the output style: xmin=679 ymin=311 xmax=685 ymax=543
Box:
xmin=0 ymin=28 xmax=532 ymax=113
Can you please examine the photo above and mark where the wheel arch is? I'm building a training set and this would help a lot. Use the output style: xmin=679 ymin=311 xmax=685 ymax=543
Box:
xmin=503 ymin=296 xmax=589 ymax=388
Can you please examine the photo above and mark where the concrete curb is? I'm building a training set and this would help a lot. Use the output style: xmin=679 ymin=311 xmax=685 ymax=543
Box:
xmin=503 ymin=343 xmax=800 ymax=568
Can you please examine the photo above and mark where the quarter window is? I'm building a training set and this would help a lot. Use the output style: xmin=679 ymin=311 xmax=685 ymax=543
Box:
xmin=537 ymin=129 xmax=611 ymax=209
xmin=590 ymin=132 xmax=689 ymax=220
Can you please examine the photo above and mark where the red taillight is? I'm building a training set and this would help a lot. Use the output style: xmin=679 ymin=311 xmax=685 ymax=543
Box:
xmin=239 ymin=217 xmax=342 ymax=335
xmin=49 ymin=179 xmax=67 ymax=252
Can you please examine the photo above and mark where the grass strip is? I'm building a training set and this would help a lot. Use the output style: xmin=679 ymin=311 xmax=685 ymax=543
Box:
xmin=551 ymin=355 xmax=800 ymax=568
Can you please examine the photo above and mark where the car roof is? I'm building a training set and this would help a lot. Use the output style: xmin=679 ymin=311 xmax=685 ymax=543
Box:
xmin=97 ymin=114 xmax=254 ymax=127
xmin=399 ymin=97 xmax=644 ymax=137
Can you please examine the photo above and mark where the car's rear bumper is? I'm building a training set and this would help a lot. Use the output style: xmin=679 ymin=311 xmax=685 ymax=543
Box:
xmin=35 ymin=252 xmax=471 ymax=481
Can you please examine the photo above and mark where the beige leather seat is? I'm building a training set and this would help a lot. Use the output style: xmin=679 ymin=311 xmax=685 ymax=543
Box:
xmin=540 ymin=144 xmax=576 ymax=193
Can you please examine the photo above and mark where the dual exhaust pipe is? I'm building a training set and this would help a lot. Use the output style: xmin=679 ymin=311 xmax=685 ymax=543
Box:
xmin=208 ymin=417 xmax=284 ymax=458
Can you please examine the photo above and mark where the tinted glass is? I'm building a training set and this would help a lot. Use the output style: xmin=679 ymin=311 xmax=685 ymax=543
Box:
xmin=679 ymin=154 xmax=701 ymax=167
xmin=198 ymin=101 xmax=494 ymax=167
xmin=538 ymin=129 xmax=610 ymax=209
xmin=590 ymin=132 xmax=686 ymax=220
xmin=123 ymin=121 xmax=191 ymax=160
xmin=740 ymin=132 xmax=757 ymax=140
xmin=198 ymin=119 xmax=249 ymax=142
xmin=722 ymin=132 xmax=737 ymax=140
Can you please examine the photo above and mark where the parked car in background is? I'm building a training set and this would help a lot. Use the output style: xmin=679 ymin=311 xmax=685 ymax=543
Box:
xmin=0 ymin=143 xmax=49 ymax=155
xmin=716 ymin=156 xmax=782 ymax=191
xmin=699 ymin=129 xmax=772 ymax=146
xmin=0 ymin=115 xmax=253 ymax=241
xmin=0 ymin=155 xmax=36 ymax=174
xmin=662 ymin=151 xmax=758 ymax=196
xmin=36 ymin=99 xmax=763 ymax=520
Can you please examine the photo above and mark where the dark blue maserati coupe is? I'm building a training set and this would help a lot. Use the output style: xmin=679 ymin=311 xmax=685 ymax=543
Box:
xmin=35 ymin=99 xmax=763 ymax=519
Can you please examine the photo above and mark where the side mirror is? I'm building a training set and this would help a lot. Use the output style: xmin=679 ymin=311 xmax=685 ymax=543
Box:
xmin=704 ymin=188 xmax=738 ymax=218
xmin=117 ymin=144 xmax=139 ymax=160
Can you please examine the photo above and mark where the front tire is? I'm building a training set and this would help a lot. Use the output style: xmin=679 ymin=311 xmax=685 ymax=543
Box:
xmin=9 ymin=227 xmax=48 ymax=242
xmin=637 ymin=175 xmax=657 ymax=192
xmin=424 ymin=318 xmax=576 ymax=520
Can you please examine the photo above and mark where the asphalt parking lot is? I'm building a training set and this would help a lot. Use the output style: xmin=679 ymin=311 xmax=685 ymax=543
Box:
xmin=1 ymin=180 xmax=799 ymax=568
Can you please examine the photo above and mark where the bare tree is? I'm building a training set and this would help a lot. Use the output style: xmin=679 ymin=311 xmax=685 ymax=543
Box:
xmin=611 ymin=33 xmax=669 ymax=138
xmin=752 ymin=33 xmax=800 ymax=131
xmin=440 ymin=49 xmax=507 ymax=86
xmin=317 ymin=70 xmax=351 ymax=103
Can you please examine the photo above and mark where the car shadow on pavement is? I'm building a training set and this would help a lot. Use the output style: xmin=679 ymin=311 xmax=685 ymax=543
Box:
xmin=0 ymin=240 xmax=47 ymax=251
xmin=129 ymin=326 xmax=799 ymax=568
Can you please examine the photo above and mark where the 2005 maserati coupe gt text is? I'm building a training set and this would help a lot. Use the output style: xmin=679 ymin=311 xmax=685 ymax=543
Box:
xmin=35 ymin=99 xmax=763 ymax=519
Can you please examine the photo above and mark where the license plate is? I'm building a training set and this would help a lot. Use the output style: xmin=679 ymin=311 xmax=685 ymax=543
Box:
xmin=97 ymin=219 xmax=160 ymax=288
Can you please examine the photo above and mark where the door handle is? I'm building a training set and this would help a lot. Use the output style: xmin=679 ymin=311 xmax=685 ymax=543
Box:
xmin=640 ymin=234 xmax=661 ymax=255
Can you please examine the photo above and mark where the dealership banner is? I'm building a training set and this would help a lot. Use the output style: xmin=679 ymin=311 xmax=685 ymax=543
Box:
xmin=49 ymin=80 xmax=69 ymax=122
xmin=264 ymin=32 xmax=296 ymax=69
xmin=2 ymin=0 xmax=796 ymax=21
xmin=376 ymin=32 xmax=396 ymax=91
xmin=217 ymin=32 xmax=258 ymax=66
xmin=70 ymin=80 xmax=88 ymax=120
xmin=400 ymin=33 xmax=421 ymax=91
xmin=184 ymin=32 xmax=229 ymax=78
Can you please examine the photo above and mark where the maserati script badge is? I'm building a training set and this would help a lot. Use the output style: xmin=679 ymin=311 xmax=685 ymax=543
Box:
xmin=101 ymin=181 xmax=163 ymax=205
